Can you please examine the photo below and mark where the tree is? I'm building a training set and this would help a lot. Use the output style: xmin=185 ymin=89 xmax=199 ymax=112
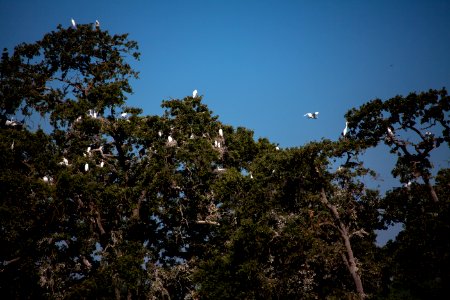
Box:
xmin=345 ymin=89 xmax=450 ymax=203
xmin=2 ymin=24 xmax=449 ymax=299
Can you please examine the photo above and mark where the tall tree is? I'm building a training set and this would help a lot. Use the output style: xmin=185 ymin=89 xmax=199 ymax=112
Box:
xmin=345 ymin=89 xmax=450 ymax=203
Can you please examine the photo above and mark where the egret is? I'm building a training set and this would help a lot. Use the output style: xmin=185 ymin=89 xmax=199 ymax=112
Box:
xmin=121 ymin=112 xmax=128 ymax=118
xmin=304 ymin=112 xmax=319 ymax=119
xmin=11 ymin=140 xmax=14 ymax=150
xmin=43 ymin=176 xmax=49 ymax=182
xmin=193 ymin=89 xmax=198 ymax=98
xmin=95 ymin=20 xmax=100 ymax=29
xmin=341 ymin=122 xmax=349 ymax=137
xmin=59 ymin=157 xmax=69 ymax=166
xmin=71 ymin=18 xmax=77 ymax=29
xmin=219 ymin=128 xmax=223 ymax=137
xmin=387 ymin=127 xmax=394 ymax=138
xmin=85 ymin=163 xmax=89 ymax=172
xmin=158 ymin=131 xmax=162 ymax=137
xmin=5 ymin=119 xmax=19 ymax=126
xmin=275 ymin=146 xmax=280 ymax=151
xmin=100 ymin=160 xmax=104 ymax=168
xmin=168 ymin=136 xmax=173 ymax=143
xmin=190 ymin=133 xmax=195 ymax=139
xmin=214 ymin=140 xmax=218 ymax=148
xmin=87 ymin=146 xmax=91 ymax=154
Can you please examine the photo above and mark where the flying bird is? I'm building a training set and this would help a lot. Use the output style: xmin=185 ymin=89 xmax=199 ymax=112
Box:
xmin=193 ymin=89 xmax=198 ymax=98
xmin=341 ymin=121 xmax=349 ymax=137
xmin=304 ymin=112 xmax=319 ymax=119
xmin=71 ymin=18 xmax=77 ymax=29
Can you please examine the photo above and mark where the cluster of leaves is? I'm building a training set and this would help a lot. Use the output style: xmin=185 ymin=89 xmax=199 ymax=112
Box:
xmin=1 ymin=25 xmax=449 ymax=299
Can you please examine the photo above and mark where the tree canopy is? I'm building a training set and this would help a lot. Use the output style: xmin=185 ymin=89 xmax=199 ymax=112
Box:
xmin=1 ymin=24 xmax=449 ymax=300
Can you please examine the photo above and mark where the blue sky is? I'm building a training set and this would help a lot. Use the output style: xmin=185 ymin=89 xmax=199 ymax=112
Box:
xmin=1 ymin=0 xmax=450 ymax=244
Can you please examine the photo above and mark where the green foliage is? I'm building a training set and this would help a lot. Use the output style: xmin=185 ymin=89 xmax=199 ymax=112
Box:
xmin=1 ymin=24 xmax=449 ymax=299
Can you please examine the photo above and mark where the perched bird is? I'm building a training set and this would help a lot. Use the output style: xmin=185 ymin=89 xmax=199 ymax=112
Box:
xmin=11 ymin=140 xmax=14 ymax=150
xmin=85 ymin=163 xmax=89 ymax=172
xmin=88 ymin=109 xmax=98 ymax=118
xmin=43 ymin=176 xmax=49 ymax=182
xmin=304 ymin=112 xmax=319 ymax=119
xmin=193 ymin=89 xmax=198 ymax=98
xmin=5 ymin=119 xmax=20 ymax=126
xmin=71 ymin=18 xmax=77 ymax=29
xmin=100 ymin=160 xmax=104 ymax=168
xmin=121 ymin=112 xmax=128 ymax=118
xmin=275 ymin=146 xmax=280 ymax=151
xmin=158 ymin=131 xmax=163 ymax=137
xmin=166 ymin=135 xmax=177 ymax=147
xmin=95 ymin=20 xmax=100 ymax=29
xmin=341 ymin=121 xmax=349 ymax=137
xmin=219 ymin=128 xmax=223 ymax=137
xmin=59 ymin=157 xmax=69 ymax=166
xmin=387 ymin=127 xmax=394 ymax=138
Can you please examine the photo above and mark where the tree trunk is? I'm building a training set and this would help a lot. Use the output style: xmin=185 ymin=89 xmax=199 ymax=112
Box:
xmin=423 ymin=176 xmax=439 ymax=203
xmin=341 ymin=228 xmax=366 ymax=299
xmin=320 ymin=188 xmax=366 ymax=299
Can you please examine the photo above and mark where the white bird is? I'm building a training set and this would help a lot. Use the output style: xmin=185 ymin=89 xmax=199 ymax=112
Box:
xmin=121 ymin=112 xmax=128 ymax=118
xmin=87 ymin=146 xmax=91 ymax=154
xmin=71 ymin=18 xmax=77 ymax=29
xmin=304 ymin=112 xmax=319 ymax=119
xmin=59 ymin=157 xmax=69 ymax=166
xmin=341 ymin=121 xmax=349 ymax=137
xmin=88 ymin=109 xmax=97 ymax=118
xmin=95 ymin=20 xmax=100 ymax=29
xmin=190 ymin=133 xmax=195 ymax=139
xmin=275 ymin=146 xmax=280 ymax=151
xmin=158 ymin=131 xmax=163 ymax=137
xmin=168 ymin=136 xmax=173 ymax=143
xmin=219 ymin=128 xmax=223 ymax=137
xmin=214 ymin=140 xmax=219 ymax=148
xmin=11 ymin=140 xmax=14 ymax=150
xmin=5 ymin=119 xmax=19 ymax=126
xmin=100 ymin=160 xmax=104 ymax=168
xmin=85 ymin=163 xmax=89 ymax=172
xmin=387 ymin=127 xmax=394 ymax=137
xmin=43 ymin=176 xmax=49 ymax=182
xmin=193 ymin=89 xmax=198 ymax=98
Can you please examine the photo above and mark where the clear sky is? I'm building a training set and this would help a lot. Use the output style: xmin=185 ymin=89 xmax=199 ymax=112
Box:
xmin=1 ymin=0 xmax=449 ymax=244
